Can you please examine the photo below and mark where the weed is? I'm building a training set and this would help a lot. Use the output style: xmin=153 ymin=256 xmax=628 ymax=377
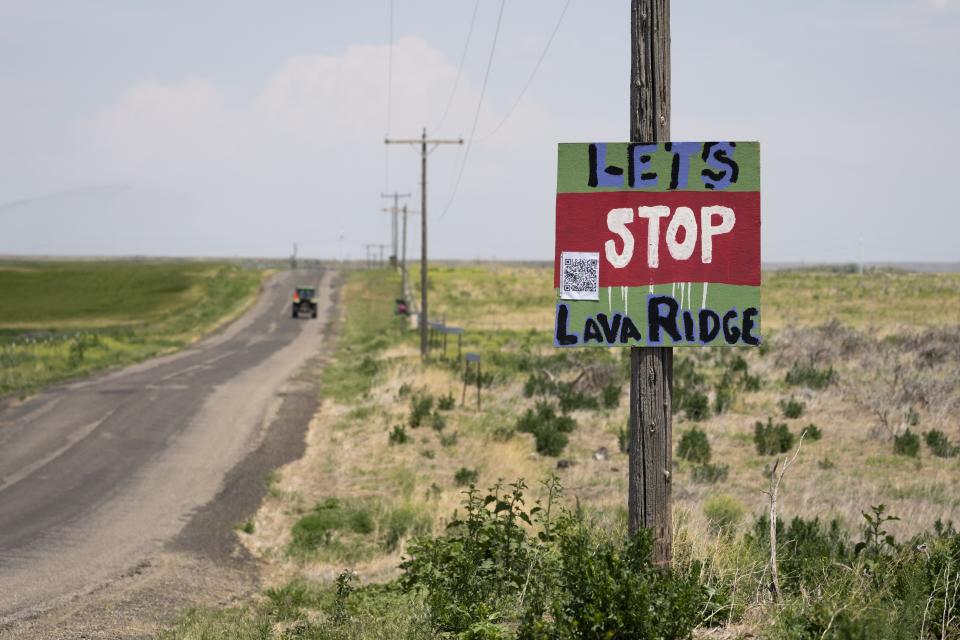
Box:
xmin=683 ymin=390 xmax=711 ymax=421
xmin=398 ymin=383 xmax=412 ymax=398
xmin=389 ymin=425 xmax=411 ymax=445
xmin=601 ymin=382 xmax=621 ymax=409
xmin=817 ymin=457 xmax=835 ymax=470
xmin=893 ymin=429 xmax=920 ymax=457
xmin=753 ymin=417 xmax=795 ymax=455
xmin=555 ymin=382 xmax=599 ymax=414
xmin=741 ymin=372 xmax=763 ymax=391
xmin=522 ymin=371 xmax=556 ymax=398
xmin=453 ymin=467 xmax=478 ymax=486
xmin=691 ymin=463 xmax=729 ymax=484
xmin=714 ymin=372 xmax=735 ymax=415
xmin=236 ymin=519 xmax=255 ymax=534
xmin=409 ymin=393 xmax=434 ymax=428
xmin=439 ymin=433 xmax=458 ymax=448
xmin=491 ymin=425 xmax=514 ymax=441
xmin=333 ymin=570 xmax=356 ymax=624
xmin=924 ymin=429 xmax=958 ymax=458
xmin=289 ymin=498 xmax=376 ymax=555
xmin=515 ymin=401 xmax=576 ymax=457
xmin=784 ymin=361 xmax=835 ymax=389
xmin=429 ymin=411 xmax=447 ymax=432
xmin=420 ymin=449 xmax=435 ymax=459
xmin=802 ymin=423 xmax=823 ymax=440
xmin=856 ymin=504 xmax=900 ymax=558
xmin=703 ymin=494 xmax=745 ymax=533
xmin=436 ymin=393 xmax=456 ymax=411
xmin=677 ymin=427 xmax=711 ymax=464
xmin=779 ymin=396 xmax=805 ymax=419
xmin=906 ymin=405 xmax=920 ymax=426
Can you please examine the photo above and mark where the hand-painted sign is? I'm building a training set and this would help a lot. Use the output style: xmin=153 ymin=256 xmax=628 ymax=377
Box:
xmin=554 ymin=141 xmax=760 ymax=347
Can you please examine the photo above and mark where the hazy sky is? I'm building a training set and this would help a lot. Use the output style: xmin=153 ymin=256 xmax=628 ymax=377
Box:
xmin=1 ymin=1 xmax=958 ymax=262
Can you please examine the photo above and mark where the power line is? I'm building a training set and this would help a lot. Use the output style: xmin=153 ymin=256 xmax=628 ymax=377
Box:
xmin=433 ymin=0 xmax=481 ymax=133
xmin=439 ymin=0 xmax=506 ymax=220
xmin=476 ymin=0 xmax=570 ymax=142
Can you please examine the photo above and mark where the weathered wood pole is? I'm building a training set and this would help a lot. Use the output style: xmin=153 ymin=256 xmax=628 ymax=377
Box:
xmin=628 ymin=0 xmax=673 ymax=566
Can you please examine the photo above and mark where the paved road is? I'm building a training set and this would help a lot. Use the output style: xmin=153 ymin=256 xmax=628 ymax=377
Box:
xmin=0 ymin=269 xmax=333 ymax=626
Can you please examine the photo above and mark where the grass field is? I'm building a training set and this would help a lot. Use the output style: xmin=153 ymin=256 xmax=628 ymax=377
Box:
xmin=0 ymin=260 xmax=264 ymax=397
xmin=163 ymin=265 xmax=960 ymax=639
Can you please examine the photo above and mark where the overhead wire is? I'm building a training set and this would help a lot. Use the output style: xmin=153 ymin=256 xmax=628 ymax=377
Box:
xmin=438 ymin=0 xmax=506 ymax=220
xmin=475 ymin=0 xmax=570 ymax=142
xmin=433 ymin=0 xmax=481 ymax=133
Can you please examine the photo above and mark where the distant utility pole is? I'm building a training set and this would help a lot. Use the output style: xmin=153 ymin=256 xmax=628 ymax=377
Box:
xmin=381 ymin=192 xmax=410 ymax=264
xmin=400 ymin=204 xmax=420 ymax=300
xmin=629 ymin=0 xmax=673 ymax=566
xmin=385 ymin=128 xmax=463 ymax=358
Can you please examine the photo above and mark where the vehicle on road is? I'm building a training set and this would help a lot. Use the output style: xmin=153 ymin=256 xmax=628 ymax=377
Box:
xmin=292 ymin=286 xmax=318 ymax=318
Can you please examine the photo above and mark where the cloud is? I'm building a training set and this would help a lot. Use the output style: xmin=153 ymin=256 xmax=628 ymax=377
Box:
xmin=60 ymin=36 xmax=557 ymax=257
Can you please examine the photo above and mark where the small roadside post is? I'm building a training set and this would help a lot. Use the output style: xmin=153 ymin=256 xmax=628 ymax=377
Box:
xmin=462 ymin=353 xmax=482 ymax=410
xmin=551 ymin=0 xmax=761 ymax=565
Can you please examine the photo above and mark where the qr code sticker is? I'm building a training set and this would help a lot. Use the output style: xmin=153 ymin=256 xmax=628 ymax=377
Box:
xmin=560 ymin=251 xmax=600 ymax=301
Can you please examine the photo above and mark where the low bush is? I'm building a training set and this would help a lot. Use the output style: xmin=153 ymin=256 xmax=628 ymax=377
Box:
xmin=436 ymin=393 xmax=456 ymax=411
xmin=754 ymin=417 xmax=795 ymax=455
xmin=516 ymin=401 xmax=576 ymax=457
xmin=691 ymin=463 xmax=729 ymax=484
xmin=703 ymin=494 xmax=744 ymax=533
xmin=803 ymin=423 xmax=823 ymax=441
xmin=924 ymin=429 xmax=958 ymax=458
xmin=785 ymin=362 xmax=835 ymax=389
xmin=683 ymin=390 xmax=711 ymax=421
xmin=905 ymin=405 xmax=920 ymax=426
xmin=522 ymin=371 xmax=556 ymax=398
xmin=893 ymin=429 xmax=920 ymax=457
xmin=555 ymin=382 xmax=599 ymax=414
xmin=409 ymin=393 xmax=434 ymax=428
xmin=602 ymin=382 xmax=621 ymax=409
xmin=439 ymin=433 xmax=458 ymax=448
xmin=388 ymin=425 xmax=410 ymax=445
xmin=289 ymin=498 xmax=375 ymax=554
xmin=713 ymin=372 xmax=736 ymax=415
xmin=779 ymin=396 xmax=805 ymax=419
xmin=677 ymin=427 xmax=711 ymax=464
xmin=400 ymin=479 xmax=707 ymax=638
xmin=429 ymin=411 xmax=446 ymax=432
xmin=453 ymin=467 xmax=478 ymax=486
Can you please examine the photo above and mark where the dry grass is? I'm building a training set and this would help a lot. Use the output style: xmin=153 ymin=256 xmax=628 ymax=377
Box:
xmin=243 ymin=265 xmax=960 ymax=589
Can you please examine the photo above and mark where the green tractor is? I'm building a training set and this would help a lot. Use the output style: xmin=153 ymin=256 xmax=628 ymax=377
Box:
xmin=292 ymin=286 xmax=318 ymax=319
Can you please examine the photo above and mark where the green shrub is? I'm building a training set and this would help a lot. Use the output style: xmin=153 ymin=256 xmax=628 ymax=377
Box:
xmin=409 ymin=393 xmax=434 ymax=428
xmin=713 ymin=373 xmax=735 ymax=415
xmin=555 ymin=382 xmax=599 ymax=414
xmin=683 ymin=390 xmax=711 ymax=421
xmin=389 ymin=425 xmax=410 ymax=445
xmin=803 ymin=423 xmax=823 ymax=441
xmin=741 ymin=372 xmax=762 ymax=391
xmin=906 ymin=405 xmax=920 ymax=426
xmin=522 ymin=371 xmax=556 ymax=398
xmin=779 ymin=396 xmax=805 ymax=419
xmin=893 ymin=429 xmax=920 ymax=457
xmin=924 ymin=429 xmax=958 ymax=458
xmin=439 ymin=433 xmax=458 ymax=448
xmin=747 ymin=514 xmax=851 ymax=593
xmin=401 ymin=479 xmax=706 ymax=638
xmin=453 ymin=467 xmax=478 ymax=486
xmin=436 ymin=393 xmax=455 ymax=411
xmin=382 ymin=507 xmax=431 ymax=552
xmin=397 ymin=382 xmax=412 ymax=398
xmin=430 ymin=411 xmax=447 ymax=432
xmin=289 ymin=498 xmax=375 ymax=553
xmin=677 ymin=427 xmax=711 ymax=464
xmin=601 ymin=382 xmax=621 ymax=409
xmin=703 ymin=494 xmax=744 ymax=532
xmin=516 ymin=401 xmax=576 ymax=457
xmin=691 ymin=463 xmax=729 ymax=484
xmin=785 ymin=362 xmax=835 ymax=389
xmin=754 ymin=417 xmax=795 ymax=455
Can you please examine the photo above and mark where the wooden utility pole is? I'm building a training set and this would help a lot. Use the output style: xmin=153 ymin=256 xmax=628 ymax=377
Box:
xmin=400 ymin=205 xmax=420 ymax=300
xmin=628 ymin=0 xmax=673 ymax=565
xmin=385 ymin=128 xmax=463 ymax=358
xmin=381 ymin=192 xmax=410 ymax=263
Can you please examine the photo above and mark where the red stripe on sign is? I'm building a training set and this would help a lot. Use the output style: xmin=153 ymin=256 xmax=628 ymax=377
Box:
xmin=554 ymin=191 xmax=760 ymax=287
